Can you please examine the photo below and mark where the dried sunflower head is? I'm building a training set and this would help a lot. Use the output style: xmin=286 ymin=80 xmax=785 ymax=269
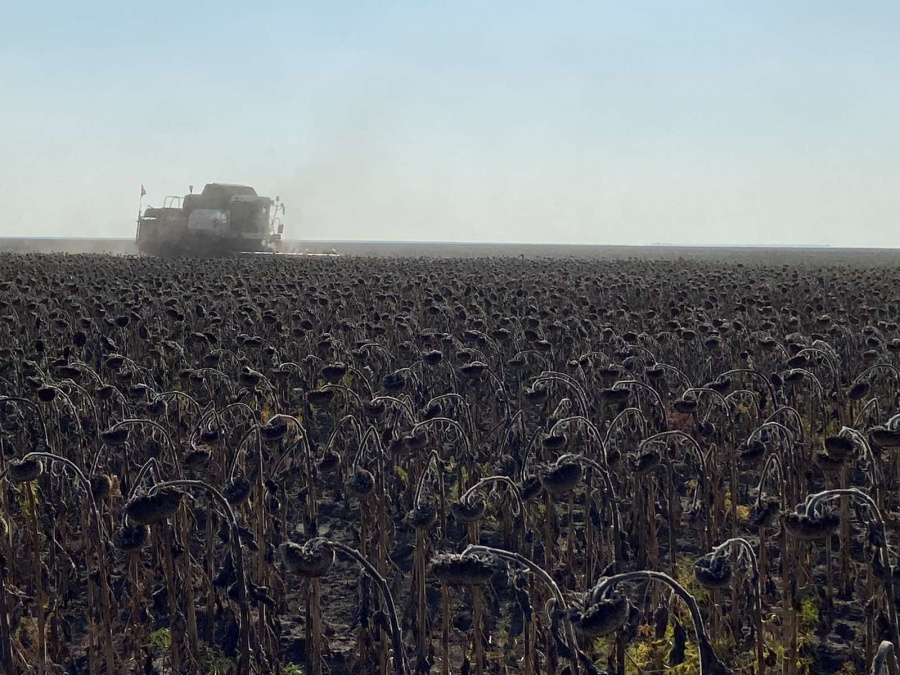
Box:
xmin=280 ymin=539 xmax=335 ymax=578
xmin=430 ymin=552 xmax=495 ymax=586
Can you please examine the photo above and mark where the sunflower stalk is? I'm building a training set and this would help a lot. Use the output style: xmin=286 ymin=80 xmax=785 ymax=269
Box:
xmin=21 ymin=451 xmax=115 ymax=673
xmin=149 ymin=479 xmax=252 ymax=674
xmin=593 ymin=570 xmax=727 ymax=675
xmin=0 ymin=552 xmax=12 ymax=675
xmin=461 ymin=545 xmax=580 ymax=675
xmin=26 ymin=484 xmax=48 ymax=674
xmin=801 ymin=488 xmax=900 ymax=656
xmin=313 ymin=538 xmax=408 ymax=675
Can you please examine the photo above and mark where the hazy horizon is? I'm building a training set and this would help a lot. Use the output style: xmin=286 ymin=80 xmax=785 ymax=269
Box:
xmin=0 ymin=235 xmax=845 ymax=249
xmin=3 ymin=2 xmax=899 ymax=247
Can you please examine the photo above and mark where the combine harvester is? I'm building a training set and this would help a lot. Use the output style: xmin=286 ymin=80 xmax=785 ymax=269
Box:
xmin=136 ymin=183 xmax=339 ymax=257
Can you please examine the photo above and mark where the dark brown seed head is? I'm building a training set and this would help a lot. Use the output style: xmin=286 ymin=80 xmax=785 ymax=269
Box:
xmin=105 ymin=354 xmax=126 ymax=370
xmin=56 ymin=365 xmax=81 ymax=380
xmin=224 ymin=477 xmax=252 ymax=506
xmin=871 ymin=426 xmax=900 ymax=448
xmin=673 ymin=398 xmax=698 ymax=414
xmin=523 ymin=384 xmax=549 ymax=404
xmin=36 ymin=386 xmax=58 ymax=403
xmin=541 ymin=433 xmax=568 ymax=451
xmin=270 ymin=364 xmax=291 ymax=380
xmin=694 ymin=552 xmax=733 ymax=590
xmin=430 ymin=552 xmax=495 ymax=586
xmin=280 ymin=540 xmax=335 ymax=578
xmin=125 ymin=487 xmax=184 ymax=525
xmin=422 ymin=350 xmax=443 ymax=366
xmin=507 ymin=355 xmax=527 ymax=371
xmin=320 ymin=362 xmax=348 ymax=383
xmin=100 ymin=426 xmax=129 ymax=446
xmin=739 ymin=439 xmax=767 ymax=467
xmin=598 ymin=367 xmax=621 ymax=381
xmin=404 ymin=428 xmax=428 ymax=451
xmin=409 ymin=502 xmax=438 ymax=530
xmin=786 ymin=355 xmax=810 ymax=369
xmin=757 ymin=336 xmax=778 ymax=351
xmin=815 ymin=451 xmax=845 ymax=472
xmin=749 ymin=499 xmax=780 ymax=529
xmin=783 ymin=509 xmax=840 ymax=540
xmin=824 ymin=435 xmax=856 ymax=460
xmin=707 ymin=377 xmax=732 ymax=395
xmin=95 ymin=384 xmax=116 ymax=401
xmin=387 ymin=435 xmax=408 ymax=455
xmin=383 ymin=371 xmax=407 ymax=391
xmin=90 ymin=474 xmax=112 ymax=500
xmin=140 ymin=398 xmax=167 ymax=418
xmin=24 ymin=376 xmax=44 ymax=391
xmin=847 ymin=381 xmax=871 ymax=401
xmin=606 ymin=447 xmax=622 ymax=467
xmin=307 ymin=389 xmax=335 ymax=407
xmin=459 ymin=361 xmax=488 ymax=379
xmin=260 ymin=417 xmax=289 ymax=443
xmin=9 ymin=458 xmax=43 ymax=484
xmin=362 ymin=399 xmax=387 ymax=419
xmin=348 ymin=468 xmax=375 ymax=496
xmin=569 ymin=591 xmax=630 ymax=638
xmin=115 ymin=523 xmax=150 ymax=551
xmin=599 ymin=388 xmax=630 ymax=404
xmin=520 ymin=475 xmax=543 ymax=501
xmin=200 ymin=428 xmax=221 ymax=444
xmin=540 ymin=460 xmax=582 ymax=495
xmin=450 ymin=495 xmax=486 ymax=523
xmin=238 ymin=368 xmax=263 ymax=389
xmin=628 ymin=448 xmax=661 ymax=475
xmin=317 ymin=450 xmax=341 ymax=474
xmin=783 ymin=369 xmax=805 ymax=384
xmin=183 ymin=447 xmax=212 ymax=469
xmin=127 ymin=383 xmax=151 ymax=400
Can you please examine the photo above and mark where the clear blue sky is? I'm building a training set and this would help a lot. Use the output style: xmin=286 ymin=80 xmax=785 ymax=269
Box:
xmin=2 ymin=1 xmax=899 ymax=245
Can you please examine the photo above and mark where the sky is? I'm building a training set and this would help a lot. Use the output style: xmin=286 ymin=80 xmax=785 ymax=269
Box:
xmin=2 ymin=1 xmax=899 ymax=246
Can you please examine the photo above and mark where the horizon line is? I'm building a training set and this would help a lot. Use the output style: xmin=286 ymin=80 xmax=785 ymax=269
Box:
xmin=0 ymin=236 xmax=878 ymax=250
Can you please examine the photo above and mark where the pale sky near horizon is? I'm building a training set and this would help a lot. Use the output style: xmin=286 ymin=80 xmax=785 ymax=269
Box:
xmin=2 ymin=2 xmax=899 ymax=246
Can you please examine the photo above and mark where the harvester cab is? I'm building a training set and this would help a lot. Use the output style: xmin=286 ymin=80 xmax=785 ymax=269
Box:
xmin=137 ymin=183 xmax=283 ymax=256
